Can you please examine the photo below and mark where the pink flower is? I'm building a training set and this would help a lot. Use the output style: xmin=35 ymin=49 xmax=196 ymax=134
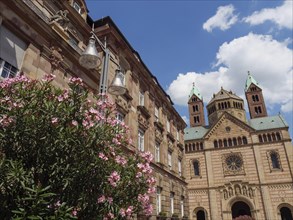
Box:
xmin=107 ymin=213 xmax=114 ymax=219
xmin=72 ymin=210 xmax=78 ymax=216
xmin=138 ymin=193 xmax=150 ymax=205
xmin=119 ymin=208 xmax=126 ymax=217
xmin=115 ymin=155 xmax=127 ymax=165
xmin=71 ymin=120 xmax=78 ymax=126
xmin=69 ymin=77 xmax=83 ymax=86
xmin=107 ymin=197 xmax=113 ymax=204
xmin=125 ymin=206 xmax=133 ymax=216
xmin=42 ymin=73 xmax=56 ymax=82
xmin=137 ymin=163 xmax=153 ymax=174
xmin=148 ymin=186 xmax=156 ymax=194
xmin=99 ymin=153 xmax=108 ymax=161
xmin=136 ymin=172 xmax=142 ymax=178
xmin=51 ymin=117 xmax=58 ymax=125
xmin=97 ymin=195 xmax=106 ymax=203
xmin=108 ymin=171 xmax=120 ymax=187
xmin=0 ymin=115 xmax=14 ymax=127
xmin=140 ymin=151 xmax=154 ymax=163
xmin=146 ymin=177 xmax=156 ymax=185
xmin=143 ymin=204 xmax=153 ymax=216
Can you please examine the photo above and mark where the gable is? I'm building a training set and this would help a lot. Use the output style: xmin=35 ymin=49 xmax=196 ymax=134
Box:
xmin=204 ymin=112 xmax=255 ymax=140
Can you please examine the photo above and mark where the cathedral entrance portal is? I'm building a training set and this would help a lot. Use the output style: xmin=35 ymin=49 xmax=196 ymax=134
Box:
xmin=231 ymin=201 xmax=252 ymax=219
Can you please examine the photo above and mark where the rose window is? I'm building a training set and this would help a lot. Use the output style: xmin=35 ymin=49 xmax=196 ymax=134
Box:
xmin=225 ymin=155 xmax=243 ymax=171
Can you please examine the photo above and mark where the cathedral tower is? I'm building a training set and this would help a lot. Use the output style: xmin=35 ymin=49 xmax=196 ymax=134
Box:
xmin=206 ymin=87 xmax=246 ymax=126
xmin=245 ymin=72 xmax=267 ymax=119
xmin=188 ymin=83 xmax=205 ymax=127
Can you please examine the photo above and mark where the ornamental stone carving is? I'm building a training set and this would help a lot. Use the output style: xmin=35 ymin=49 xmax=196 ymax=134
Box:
xmin=221 ymin=182 xmax=255 ymax=200
xmin=49 ymin=46 xmax=64 ymax=72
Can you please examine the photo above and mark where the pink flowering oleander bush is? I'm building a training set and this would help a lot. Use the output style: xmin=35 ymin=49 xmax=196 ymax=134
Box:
xmin=0 ymin=75 xmax=155 ymax=219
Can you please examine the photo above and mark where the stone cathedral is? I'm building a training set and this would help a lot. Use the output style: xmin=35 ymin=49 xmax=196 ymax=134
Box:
xmin=184 ymin=73 xmax=293 ymax=220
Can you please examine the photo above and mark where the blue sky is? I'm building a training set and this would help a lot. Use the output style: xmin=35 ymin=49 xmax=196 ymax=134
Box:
xmin=86 ymin=0 xmax=293 ymax=137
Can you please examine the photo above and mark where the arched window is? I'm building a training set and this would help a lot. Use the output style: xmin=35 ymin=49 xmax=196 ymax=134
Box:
xmin=223 ymin=139 xmax=228 ymax=147
xmin=270 ymin=151 xmax=280 ymax=169
xmin=252 ymin=95 xmax=256 ymax=102
xmin=276 ymin=132 xmax=281 ymax=141
xmin=221 ymin=103 xmax=224 ymax=109
xmin=218 ymin=103 xmax=221 ymax=109
xmin=233 ymin=102 xmax=236 ymax=108
xmin=272 ymin=133 xmax=276 ymax=141
xmin=224 ymin=102 xmax=227 ymax=109
xmin=233 ymin=138 xmax=237 ymax=146
xmin=185 ymin=144 xmax=188 ymax=152
xmin=237 ymin=137 xmax=242 ymax=145
xmin=192 ymin=106 xmax=196 ymax=112
xmin=192 ymin=143 xmax=196 ymax=151
xmin=219 ymin=140 xmax=223 ymax=148
xmin=193 ymin=160 xmax=200 ymax=176
xmin=188 ymin=144 xmax=192 ymax=152
xmin=263 ymin=134 xmax=267 ymax=142
xmin=255 ymin=106 xmax=258 ymax=114
xmin=259 ymin=135 xmax=263 ymax=143
xmin=228 ymin=138 xmax=232 ymax=147
xmin=195 ymin=105 xmax=199 ymax=112
xmin=267 ymin=133 xmax=272 ymax=142
xmin=242 ymin=136 xmax=248 ymax=145
xmin=200 ymin=143 xmax=203 ymax=150
xmin=196 ymin=143 xmax=199 ymax=151
xmin=255 ymin=95 xmax=259 ymax=101
xmin=258 ymin=106 xmax=262 ymax=113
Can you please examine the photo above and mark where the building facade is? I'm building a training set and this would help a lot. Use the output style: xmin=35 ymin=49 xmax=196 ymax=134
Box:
xmin=184 ymin=74 xmax=293 ymax=220
xmin=0 ymin=0 xmax=188 ymax=218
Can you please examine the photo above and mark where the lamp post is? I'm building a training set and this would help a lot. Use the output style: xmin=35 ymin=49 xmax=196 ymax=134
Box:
xmin=79 ymin=27 xmax=126 ymax=96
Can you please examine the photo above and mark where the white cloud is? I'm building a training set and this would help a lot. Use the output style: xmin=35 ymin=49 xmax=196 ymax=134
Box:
xmin=167 ymin=33 xmax=293 ymax=113
xmin=203 ymin=4 xmax=238 ymax=32
xmin=244 ymin=1 xmax=293 ymax=29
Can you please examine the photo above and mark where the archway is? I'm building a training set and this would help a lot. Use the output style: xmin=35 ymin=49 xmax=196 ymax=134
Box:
xmin=196 ymin=210 xmax=205 ymax=220
xmin=193 ymin=207 xmax=207 ymax=220
xmin=232 ymin=201 xmax=252 ymax=219
xmin=280 ymin=207 xmax=293 ymax=220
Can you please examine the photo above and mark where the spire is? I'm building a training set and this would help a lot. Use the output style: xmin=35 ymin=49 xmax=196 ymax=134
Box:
xmin=245 ymin=71 xmax=260 ymax=92
xmin=189 ymin=82 xmax=202 ymax=100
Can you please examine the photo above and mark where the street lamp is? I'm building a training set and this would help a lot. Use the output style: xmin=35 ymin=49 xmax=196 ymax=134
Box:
xmin=79 ymin=26 xmax=126 ymax=96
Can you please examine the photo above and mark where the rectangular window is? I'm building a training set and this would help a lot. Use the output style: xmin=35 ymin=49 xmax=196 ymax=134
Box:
xmin=138 ymin=129 xmax=144 ymax=152
xmin=73 ymin=2 xmax=81 ymax=14
xmin=156 ymin=187 xmax=162 ymax=214
xmin=139 ymin=91 xmax=144 ymax=106
xmin=168 ymin=151 xmax=172 ymax=170
xmin=155 ymin=143 xmax=160 ymax=163
xmin=167 ymin=120 xmax=170 ymax=133
xmin=116 ymin=112 xmax=125 ymax=123
xmin=155 ymin=106 xmax=159 ymax=122
xmin=180 ymin=196 xmax=184 ymax=217
xmin=0 ymin=59 xmax=18 ymax=79
xmin=0 ymin=25 xmax=27 ymax=71
xmin=178 ymin=159 xmax=182 ymax=176
xmin=170 ymin=192 xmax=174 ymax=215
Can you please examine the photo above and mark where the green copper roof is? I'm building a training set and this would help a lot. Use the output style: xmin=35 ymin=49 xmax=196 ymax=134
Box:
xmin=245 ymin=72 xmax=260 ymax=92
xmin=248 ymin=115 xmax=288 ymax=131
xmin=184 ymin=126 xmax=209 ymax=140
xmin=189 ymin=83 xmax=202 ymax=100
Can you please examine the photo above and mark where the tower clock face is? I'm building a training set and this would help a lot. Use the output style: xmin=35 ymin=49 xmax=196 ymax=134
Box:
xmin=225 ymin=155 xmax=243 ymax=171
